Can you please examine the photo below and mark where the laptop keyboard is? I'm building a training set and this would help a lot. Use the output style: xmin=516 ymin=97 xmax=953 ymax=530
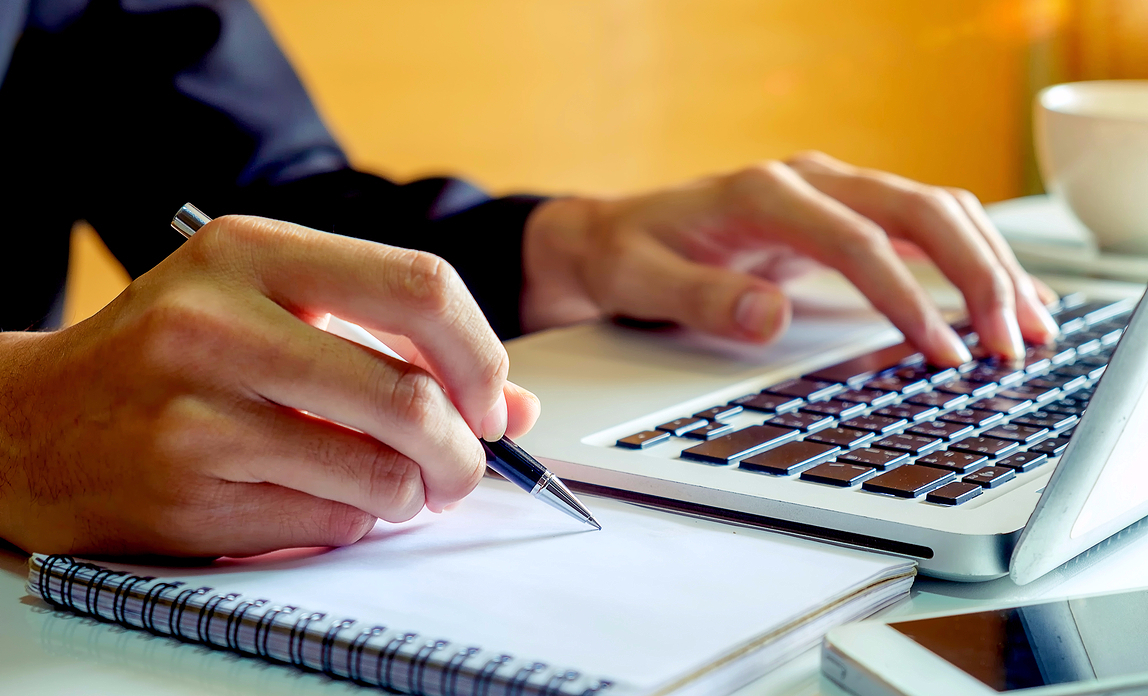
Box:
xmin=613 ymin=294 xmax=1132 ymax=506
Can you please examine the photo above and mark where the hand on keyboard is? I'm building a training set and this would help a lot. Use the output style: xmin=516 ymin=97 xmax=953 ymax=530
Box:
xmin=521 ymin=151 xmax=1060 ymax=366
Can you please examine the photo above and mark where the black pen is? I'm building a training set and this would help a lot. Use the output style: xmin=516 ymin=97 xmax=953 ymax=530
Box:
xmin=171 ymin=203 xmax=601 ymax=530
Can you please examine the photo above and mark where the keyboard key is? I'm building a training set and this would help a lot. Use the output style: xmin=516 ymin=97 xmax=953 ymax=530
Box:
xmin=926 ymin=481 xmax=983 ymax=505
xmin=764 ymin=379 xmax=843 ymax=402
xmin=1055 ymin=363 xmax=1106 ymax=380
xmin=972 ymin=396 xmax=1031 ymax=414
xmin=966 ymin=364 xmax=1025 ymax=386
xmin=767 ymin=411 xmax=835 ymax=432
xmin=680 ymin=424 xmax=799 ymax=464
xmin=682 ymin=422 xmax=736 ymax=440
xmin=656 ymin=417 xmax=708 ymax=436
xmin=1071 ymin=337 xmax=1102 ymax=356
xmin=963 ymin=466 xmax=1016 ymax=488
xmin=801 ymin=399 xmax=867 ymax=420
xmin=838 ymin=447 xmax=910 ymax=470
xmin=949 ymin=436 xmax=1021 ymax=459
xmin=1029 ymin=437 xmax=1071 ymax=457
xmin=840 ymin=414 xmax=907 ymax=434
xmin=1042 ymin=396 xmax=1089 ymax=415
xmin=805 ymin=342 xmax=919 ymax=387
xmin=733 ymin=393 xmax=804 ymax=414
xmin=836 ymin=389 xmax=898 ymax=408
xmin=906 ymin=391 xmax=969 ymax=410
xmin=1025 ymin=344 xmax=1076 ymax=368
xmin=875 ymin=403 xmax=939 ymax=422
xmin=863 ymin=465 xmax=955 ymax=498
xmin=939 ymin=408 xmax=1005 ymax=428
xmin=981 ymin=423 xmax=1047 ymax=444
xmin=997 ymin=385 xmax=1059 ymax=403
xmin=617 ymin=430 xmax=671 ymax=449
xmin=1012 ymin=410 xmax=1078 ymax=431
xmin=1028 ymin=374 xmax=1088 ymax=392
xmin=801 ymin=461 xmax=877 ymax=487
xmin=739 ymin=441 xmax=839 ymax=475
xmin=805 ymin=427 xmax=876 ymax=449
xmin=936 ymin=380 xmax=995 ymax=397
xmin=866 ymin=375 xmax=929 ymax=395
xmin=892 ymin=364 xmax=960 ymax=385
xmin=907 ymin=421 xmax=974 ymax=441
xmin=1021 ymin=349 xmax=1051 ymax=374
xmin=693 ymin=404 xmax=743 ymax=421
xmin=915 ymin=450 xmax=988 ymax=473
xmin=997 ymin=451 xmax=1049 ymax=473
xmin=872 ymin=433 xmax=944 ymax=455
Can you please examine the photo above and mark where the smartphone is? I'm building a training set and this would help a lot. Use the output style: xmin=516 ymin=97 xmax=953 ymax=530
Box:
xmin=822 ymin=586 xmax=1148 ymax=696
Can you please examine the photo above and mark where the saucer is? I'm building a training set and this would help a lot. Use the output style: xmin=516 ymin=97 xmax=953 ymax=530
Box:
xmin=985 ymin=195 xmax=1148 ymax=282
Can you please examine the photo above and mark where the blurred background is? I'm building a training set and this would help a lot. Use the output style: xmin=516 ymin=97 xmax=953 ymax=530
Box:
xmin=67 ymin=0 xmax=1148 ymax=324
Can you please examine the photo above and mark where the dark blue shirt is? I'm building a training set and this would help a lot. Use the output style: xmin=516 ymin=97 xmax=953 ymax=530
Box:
xmin=0 ymin=0 xmax=541 ymax=337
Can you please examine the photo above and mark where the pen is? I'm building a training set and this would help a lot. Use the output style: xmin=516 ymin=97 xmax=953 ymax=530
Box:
xmin=171 ymin=203 xmax=601 ymax=530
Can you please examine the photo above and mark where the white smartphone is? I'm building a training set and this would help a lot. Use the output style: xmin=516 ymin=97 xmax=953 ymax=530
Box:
xmin=822 ymin=586 xmax=1148 ymax=696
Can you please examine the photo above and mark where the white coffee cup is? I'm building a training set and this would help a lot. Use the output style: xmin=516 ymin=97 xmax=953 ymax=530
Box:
xmin=1035 ymin=80 xmax=1148 ymax=255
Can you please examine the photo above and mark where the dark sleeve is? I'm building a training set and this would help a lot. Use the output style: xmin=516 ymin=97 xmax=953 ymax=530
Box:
xmin=0 ymin=0 xmax=544 ymax=338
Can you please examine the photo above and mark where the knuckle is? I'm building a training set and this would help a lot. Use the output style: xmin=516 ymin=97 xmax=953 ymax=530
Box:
xmin=738 ymin=160 xmax=790 ymax=187
xmin=947 ymin=187 xmax=980 ymax=207
xmin=392 ymin=250 xmax=459 ymax=315
xmin=134 ymin=289 xmax=234 ymax=371
xmin=785 ymin=150 xmax=834 ymax=169
xmin=978 ymin=266 xmax=1015 ymax=307
xmin=383 ymin=365 xmax=442 ymax=433
xmin=320 ymin=505 xmax=378 ymax=546
xmin=367 ymin=453 xmax=426 ymax=523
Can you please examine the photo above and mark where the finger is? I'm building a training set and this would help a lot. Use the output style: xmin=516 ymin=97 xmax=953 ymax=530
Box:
xmin=595 ymin=233 xmax=792 ymax=342
xmin=1031 ymin=276 xmax=1060 ymax=307
xmin=219 ymin=403 xmax=473 ymax=521
xmin=786 ymin=154 xmax=1026 ymax=359
xmin=219 ymin=300 xmax=488 ymax=513
xmin=945 ymin=187 xmax=1060 ymax=343
xmin=195 ymin=215 xmax=508 ymax=439
xmin=157 ymin=483 xmax=377 ymax=557
xmin=505 ymin=381 xmax=541 ymax=440
xmin=722 ymin=163 xmax=972 ymax=365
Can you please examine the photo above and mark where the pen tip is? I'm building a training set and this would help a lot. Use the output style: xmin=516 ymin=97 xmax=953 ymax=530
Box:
xmin=588 ymin=517 xmax=602 ymax=531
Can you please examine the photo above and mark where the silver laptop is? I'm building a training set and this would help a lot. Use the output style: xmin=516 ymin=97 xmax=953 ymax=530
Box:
xmin=507 ymin=273 xmax=1147 ymax=583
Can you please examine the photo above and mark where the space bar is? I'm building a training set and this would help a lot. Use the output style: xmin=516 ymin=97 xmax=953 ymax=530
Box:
xmin=805 ymin=342 xmax=920 ymax=387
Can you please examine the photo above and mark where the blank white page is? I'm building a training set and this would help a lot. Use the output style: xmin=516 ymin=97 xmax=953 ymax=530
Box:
xmin=144 ymin=479 xmax=908 ymax=691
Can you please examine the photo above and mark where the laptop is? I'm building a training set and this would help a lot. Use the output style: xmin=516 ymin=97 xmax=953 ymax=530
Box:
xmin=507 ymin=270 xmax=1147 ymax=583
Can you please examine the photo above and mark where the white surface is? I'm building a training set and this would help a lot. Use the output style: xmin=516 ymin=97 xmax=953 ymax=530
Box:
xmin=1035 ymin=81 xmax=1148 ymax=254
xmin=985 ymin=195 xmax=1148 ymax=281
xmin=1 ymin=479 xmax=909 ymax=696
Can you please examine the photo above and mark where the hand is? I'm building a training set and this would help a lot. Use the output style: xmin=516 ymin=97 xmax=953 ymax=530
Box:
xmin=522 ymin=151 xmax=1059 ymax=366
xmin=0 ymin=215 xmax=539 ymax=557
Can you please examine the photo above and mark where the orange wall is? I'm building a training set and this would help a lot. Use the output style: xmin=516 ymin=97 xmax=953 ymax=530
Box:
xmin=252 ymin=0 xmax=1040 ymax=201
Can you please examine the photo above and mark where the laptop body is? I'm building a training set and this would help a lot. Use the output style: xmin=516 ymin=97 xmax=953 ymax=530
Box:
xmin=507 ymin=270 xmax=1146 ymax=583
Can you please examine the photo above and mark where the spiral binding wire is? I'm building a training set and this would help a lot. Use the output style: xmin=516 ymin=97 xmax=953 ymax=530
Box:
xmin=31 ymin=555 xmax=614 ymax=696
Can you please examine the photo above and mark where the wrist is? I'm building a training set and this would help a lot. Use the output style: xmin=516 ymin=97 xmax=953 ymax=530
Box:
xmin=520 ymin=196 xmax=605 ymax=333
xmin=0 ymin=330 xmax=52 ymax=552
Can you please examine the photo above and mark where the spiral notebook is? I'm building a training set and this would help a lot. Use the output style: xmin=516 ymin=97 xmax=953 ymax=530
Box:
xmin=27 ymin=478 xmax=914 ymax=696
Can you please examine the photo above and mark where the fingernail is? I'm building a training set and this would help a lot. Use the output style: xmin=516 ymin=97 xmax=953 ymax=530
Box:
xmin=481 ymin=391 xmax=508 ymax=442
xmin=941 ymin=327 xmax=973 ymax=366
xmin=735 ymin=290 xmax=779 ymax=338
xmin=1003 ymin=314 xmax=1025 ymax=360
xmin=1036 ymin=306 xmax=1061 ymax=342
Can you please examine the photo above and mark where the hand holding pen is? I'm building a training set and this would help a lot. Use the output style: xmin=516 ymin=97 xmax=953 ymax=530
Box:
xmin=0 ymin=210 xmax=587 ymax=558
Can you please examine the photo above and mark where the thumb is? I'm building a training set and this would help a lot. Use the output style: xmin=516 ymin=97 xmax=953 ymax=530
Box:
xmin=606 ymin=240 xmax=791 ymax=342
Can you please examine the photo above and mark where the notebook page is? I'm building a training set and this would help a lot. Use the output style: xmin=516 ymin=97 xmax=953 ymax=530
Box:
xmin=136 ymin=479 xmax=909 ymax=691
